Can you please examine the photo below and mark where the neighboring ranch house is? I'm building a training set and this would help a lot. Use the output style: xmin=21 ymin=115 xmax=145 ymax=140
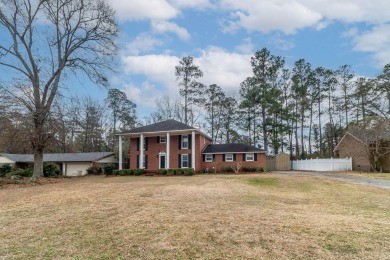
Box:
xmin=0 ymin=152 xmax=117 ymax=176
xmin=334 ymin=132 xmax=390 ymax=172
xmin=117 ymin=119 xmax=266 ymax=173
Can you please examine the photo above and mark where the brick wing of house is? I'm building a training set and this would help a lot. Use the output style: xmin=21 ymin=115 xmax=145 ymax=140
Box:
xmin=117 ymin=119 xmax=266 ymax=173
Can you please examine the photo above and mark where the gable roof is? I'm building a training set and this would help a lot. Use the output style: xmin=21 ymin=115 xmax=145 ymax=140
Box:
xmin=0 ymin=152 xmax=115 ymax=163
xmin=118 ymin=119 xmax=197 ymax=135
xmin=202 ymin=144 xmax=266 ymax=154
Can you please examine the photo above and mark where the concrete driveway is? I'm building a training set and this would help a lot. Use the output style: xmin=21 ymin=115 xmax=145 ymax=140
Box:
xmin=275 ymin=171 xmax=390 ymax=190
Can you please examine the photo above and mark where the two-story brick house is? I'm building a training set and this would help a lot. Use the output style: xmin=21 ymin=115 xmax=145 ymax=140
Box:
xmin=117 ymin=120 xmax=266 ymax=173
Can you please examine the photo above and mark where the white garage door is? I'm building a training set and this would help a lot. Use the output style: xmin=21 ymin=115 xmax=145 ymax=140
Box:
xmin=65 ymin=163 xmax=91 ymax=176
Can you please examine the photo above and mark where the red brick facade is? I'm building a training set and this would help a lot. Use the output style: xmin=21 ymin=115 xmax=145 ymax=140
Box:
xmin=129 ymin=133 xmax=211 ymax=173
xmin=202 ymin=153 xmax=266 ymax=172
xmin=335 ymin=133 xmax=390 ymax=172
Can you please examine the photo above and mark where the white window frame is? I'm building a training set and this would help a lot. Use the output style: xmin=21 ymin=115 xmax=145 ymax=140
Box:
xmin=143 ymin=138 xmax=146 ymax=150
xmin=225 ymin=153 xmax=233 ymax=162
xmin=245 ymin=153 xmax=254 ymax=162
xmin=181 ymin=154 xmax=189 ymax=168
xmin=181 ymin=135 xmax=189 ymax=149
xmin=160 ymin=136 xmax=166 ymax=143
xmin=205 ymin=154 xmax=213 ymax=162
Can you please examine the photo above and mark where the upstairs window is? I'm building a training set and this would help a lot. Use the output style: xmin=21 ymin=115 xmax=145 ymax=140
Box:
xmin=160 ymin=136 xmax=166 ymax=143
xmin=181 ymin=135 xmax=189 ymax=149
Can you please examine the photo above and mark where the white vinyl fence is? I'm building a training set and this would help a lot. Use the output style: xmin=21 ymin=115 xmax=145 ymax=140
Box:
xmin=291 ymin=157 xmax=352 ymax=171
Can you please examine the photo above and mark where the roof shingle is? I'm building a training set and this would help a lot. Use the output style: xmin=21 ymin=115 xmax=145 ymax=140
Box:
xmin=0 ymin=152 xmax=114 ymax=163
xmin=202 ymin=144 xmax=265 ymax=154
xmin=118 ymin=119 xmax=195 ymax=135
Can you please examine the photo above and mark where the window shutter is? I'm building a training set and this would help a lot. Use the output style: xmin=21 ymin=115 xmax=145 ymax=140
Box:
xmin=178 ymin=135 xmax=182 ymax=150
xmin=189 ymin=154 xmax=192 ymax=168
xmin=157 ymin=136 xmax=160 ymax=143
xmin=213 ymin=154 xmax=216 ymax=161
xmin=223 ymin=154 xmax=226 ymax=162
xmin=144 ymin=137 xmax=148 ymax=151
xmin=188 ymin=134 xmax=192 ymax=149
xmin=178 ymin=154 xmax=181 ymax=168
xmin=145 ymin=155 xmax=148 ymax=169
xmin=202 ymin=154 xmax=205 ymax=162
xmin=136 ymin=155 xmax=139 ymax=168
xmin=136 ymin=138 xmax=140 ymax=151
xmin=233 ymin=154 xmax=236 ymax=161
xmin=254 ymin=153 xmax=258 ymax=161
xmin=243 ymin=154 xmax=246 ymax=161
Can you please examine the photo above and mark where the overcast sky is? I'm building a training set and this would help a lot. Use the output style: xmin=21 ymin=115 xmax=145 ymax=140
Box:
xmin=86 ymin=0 xmax=390 ymax=118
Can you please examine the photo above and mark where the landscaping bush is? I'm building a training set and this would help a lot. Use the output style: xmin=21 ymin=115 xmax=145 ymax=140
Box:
xmin=167 ymin=169 xmax=176 ymax=175
xmin=241 ymin=166 xmax=258 ymax=172
xmin=7 ymin=168 xmax=33 ymax=178
xmin=158 ymin=169 xmax=167 ymax=175
xmin=87 ymin=166 xmax=101 ymax=175
xmin=257 ymin=167 xmax=265 ymax=172
xmin=0 ymin=164 xmax=12 ymax=177
xmin=221 ymin=167 xmax=235 ymax=173
xmin=133 ymin=169 xmax=144 ymax=176
xmin=113 ymin=170 xmax=120 ymax=175
xmin=43 ymin=162 xmax=59 ymax=177
xmin=183 ymin=168 xmax=194 ymax=176
xmin=103 ymin=164 xmax=115 ymax=175
xmin=126 ymin=169 xmax=134 ymax=175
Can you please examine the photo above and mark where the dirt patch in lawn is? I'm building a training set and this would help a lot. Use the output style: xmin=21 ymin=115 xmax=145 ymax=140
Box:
xmin=1 ymin=174 xmax=389 ymax=259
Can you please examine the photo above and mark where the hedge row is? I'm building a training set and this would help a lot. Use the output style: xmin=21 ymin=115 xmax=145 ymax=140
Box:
xmin=112 ymin=169 xmax=145 ymax=176
xmin=219 ymin=166 xmax=265 ymax=173
xmin=157 ymin=168 xmax=195 ymax=176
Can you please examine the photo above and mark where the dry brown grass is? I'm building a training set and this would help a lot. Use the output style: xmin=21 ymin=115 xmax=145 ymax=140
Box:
xmin=333 ymin=171 xmax=390 ymax=180
xmin=1 ymin=174 xmax=390 ymax=259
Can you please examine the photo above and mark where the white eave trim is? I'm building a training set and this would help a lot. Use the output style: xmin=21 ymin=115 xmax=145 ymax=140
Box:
xmin=116 ymin=129 xmax=197 ymax=136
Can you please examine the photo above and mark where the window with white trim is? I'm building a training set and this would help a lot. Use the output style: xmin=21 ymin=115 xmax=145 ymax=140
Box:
xmin=160 ymin=136 xmax=166 ymax=143
xmin=205 ymin=154 xmax=213 ymax=162
xmin=143 ymin=155 xmax=146 ymax=168
xmin=181 ymin=135 xmax=189 ymax=149
xmin=181 ymin=154 xmax=189 ymax=168
xmin=245 ymin=153 xmax=254 ymax=161
xmin=225 ymin=153 xmax=233 ymax=162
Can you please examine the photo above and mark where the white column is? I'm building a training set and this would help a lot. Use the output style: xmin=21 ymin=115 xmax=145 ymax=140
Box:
xmin=192 ymin=131 xmax=196 ymax=170
xmin=119 ymin=135 xmax=123 ymax=170
xmin=166 ymin=132 xmax=170 ymax=169
xmin=62 ymin=163 xmax=66 ymax=176
xmin=140 ymin=134 xmax=144 ymax=169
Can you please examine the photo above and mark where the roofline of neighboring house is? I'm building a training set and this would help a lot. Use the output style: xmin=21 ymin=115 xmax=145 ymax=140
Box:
xmin=333 ymin=132 xmax=366 ymax=152
xmin=0 ymin=152 xmax=116 ymax=163
xmin=116 ymin=129 xmax=212 ymax=140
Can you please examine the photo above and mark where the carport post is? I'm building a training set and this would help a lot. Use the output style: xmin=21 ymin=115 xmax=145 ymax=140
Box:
xmin=119 ymin=135 xmax=123 ymax=170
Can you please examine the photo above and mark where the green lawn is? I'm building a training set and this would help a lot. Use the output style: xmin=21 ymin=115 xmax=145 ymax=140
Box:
xmin=1 ymin=174 xmax=389 ymax=259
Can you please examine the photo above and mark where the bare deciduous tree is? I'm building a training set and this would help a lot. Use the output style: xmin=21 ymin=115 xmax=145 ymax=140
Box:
xmin=0 ymin=0 xmax=118 ymax=178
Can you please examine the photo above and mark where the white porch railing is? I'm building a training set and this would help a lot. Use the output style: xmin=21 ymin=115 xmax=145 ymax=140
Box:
xmin=291 ymin=157 xmax=352 ymax=171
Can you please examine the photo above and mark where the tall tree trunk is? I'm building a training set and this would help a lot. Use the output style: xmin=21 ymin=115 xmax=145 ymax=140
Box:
xmin=32 ymin=114 xmax=46 ymax=179
xmin=308 ymin=100 xmax=314 ymax=155
xmin=318 ymin=100 xmax=323 ymax=156
xmin=262 ymin=106 xmax=267 ymax=152
xmin=33 ymin=149 xmax=44 ymax=178
xmin=300 ymin=106 xmax=305 ymax=158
